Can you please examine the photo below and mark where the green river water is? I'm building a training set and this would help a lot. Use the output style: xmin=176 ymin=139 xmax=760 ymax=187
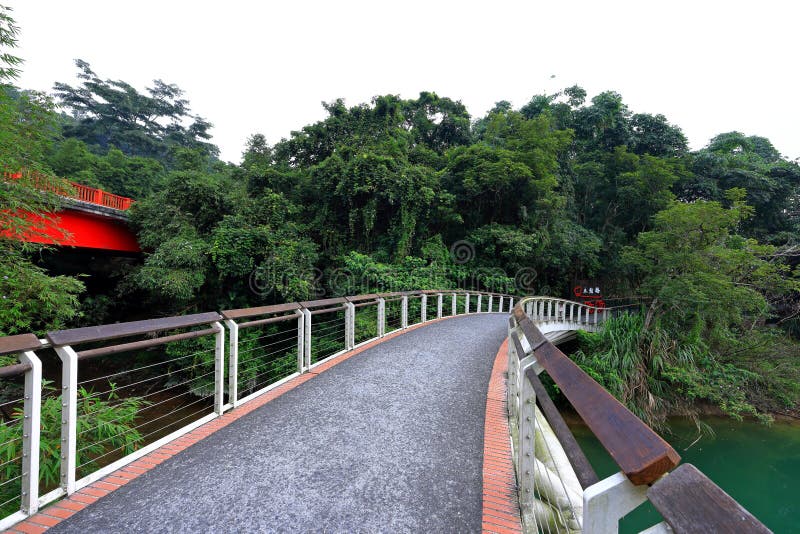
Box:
xmin=569 ymin=417 xmax=800 ymax=532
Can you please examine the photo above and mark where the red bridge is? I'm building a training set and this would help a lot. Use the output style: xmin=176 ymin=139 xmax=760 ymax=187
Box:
xmin=4 ymin=171 xmax=140 ymax=253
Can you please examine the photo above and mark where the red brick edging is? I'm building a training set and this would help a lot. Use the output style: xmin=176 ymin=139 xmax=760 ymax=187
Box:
xmin=6 ymin=314 xmax=502 ymax=533
xmin=482 ymin=339 xmax=523 ymax=533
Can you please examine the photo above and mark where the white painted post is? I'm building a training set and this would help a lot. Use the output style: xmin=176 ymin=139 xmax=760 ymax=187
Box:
xmin=509 ymin=297 xmax=514 ymax=312
xmin=451 ymin=293 xmax=457 ymax=316
xmin=55 ymin=345 xmax=78 ymax=495
xmin=213 ymin=322 xmax=225 ymax=415
xmin=465 ymin=293 xmax=471 ymax=314
xmin=421 ymin=294 xmax=427 ymax=322
xmin=345 ymin=302 xmax=356 ymax=349
xmin=436 ymin=293 xmax=443 ymax=319
xmin=477 ymin=294 xmax=483 ymax=313
xmin=517 ymin=376 xmax=537 ymax=507
xmin=303 ymin=309 xmax=312 ymax=369
xmin=570 ymin=302 xmax=575 ymax=322
xmin=401 ymin=296 xmax=408 ymax=328
xmin=20 ymin=350 xmax=41 ymax=515
xmin=488 ymin=295 xmax=494 ymax=313
xmin=594 ymin=305 xmax=599 ymax=326
xmin=296 ymin=310 xmax=305 ymax=372
xmin=583 ymin=472 xmax=649 ymax=534
xmin=547 ymin=300 xmax=553 ymax=321
xmin=377 ymin=298 xmax=386 ymax=337
xmin=224 ymin=319 xmax=239 ymax=407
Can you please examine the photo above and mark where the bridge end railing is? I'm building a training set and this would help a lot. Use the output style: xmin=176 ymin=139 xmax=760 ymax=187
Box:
xmin=507 ymin=297 xmax=771 ymax=533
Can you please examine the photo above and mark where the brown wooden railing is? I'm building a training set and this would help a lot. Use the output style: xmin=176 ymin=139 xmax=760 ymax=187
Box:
xmin=508 ymin=297 xmax=771 ymax=533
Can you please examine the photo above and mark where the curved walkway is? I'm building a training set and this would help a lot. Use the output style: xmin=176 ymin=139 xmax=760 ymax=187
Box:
xmin=44 ymin=314 xmax=510 ymax=533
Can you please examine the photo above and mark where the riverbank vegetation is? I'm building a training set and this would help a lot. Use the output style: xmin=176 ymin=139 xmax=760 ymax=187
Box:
xmin=1 ymin=6 xmax=798 ymax=429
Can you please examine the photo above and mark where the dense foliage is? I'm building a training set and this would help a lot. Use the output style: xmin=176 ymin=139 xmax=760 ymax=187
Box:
xmin=1 ymin=4 xmax=798 ymax=428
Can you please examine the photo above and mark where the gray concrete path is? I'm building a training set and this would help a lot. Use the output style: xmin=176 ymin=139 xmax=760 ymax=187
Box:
xmin=50 ymin=314 xmax=508 ymax=533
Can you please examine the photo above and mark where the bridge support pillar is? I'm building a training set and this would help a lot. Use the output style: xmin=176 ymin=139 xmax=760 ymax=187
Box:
xmin=55 ymin=346 xmax=78 ymax=495
xmin=20 ymin=350 xmax=42 ymax=516
xmin=213 ymin=322 xmax=225 ymax=415
xmin=583 ymin=472 xmax=649 ymax=534
xmin=296 ymin=310 xmax=305 ymax=372
xmin=345 ymin=302 xmax=356 ymax=349
xmin=377 ymin=298 xmax=386 ymax=337
xmin=303 ymin=309 xmax=312 ymax=369
xmin=225 ymin=319 xmax=239 ymax=407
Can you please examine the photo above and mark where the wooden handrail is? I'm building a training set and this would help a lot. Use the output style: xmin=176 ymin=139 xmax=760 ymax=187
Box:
xmin=0 ymin=333 xmax=41 ymax=357
xmin=47 ymin=312 xmax=222 ymax=346
xmin=221 ymin=302 xmax=301 ymax=320
xmin=513 ymin=304 xmax=681 ymax=485
xmin=647 ymin=464 xmax=771 ymax=533
xmin=298 ymin=297 xmax=348 ymax=309
xmin=76 ymin=326 xmax=220 ymax=359
xmin=510 ymin=331 xmax=599 ymax=489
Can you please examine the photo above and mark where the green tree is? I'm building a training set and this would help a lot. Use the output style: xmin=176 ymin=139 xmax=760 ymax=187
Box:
xmin=0 ymin=5 xmax=83 ymax=336
xmin=54 ymin=60 xmax=217 ymax=162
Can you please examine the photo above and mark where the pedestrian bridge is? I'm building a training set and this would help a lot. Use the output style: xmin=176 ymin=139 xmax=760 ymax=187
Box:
xmin=0 ymin=293 xmax=770 ymax=533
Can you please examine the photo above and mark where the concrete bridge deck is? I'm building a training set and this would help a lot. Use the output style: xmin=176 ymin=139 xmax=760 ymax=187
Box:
xmin=46 ymin=314 xmax=510 ymax=533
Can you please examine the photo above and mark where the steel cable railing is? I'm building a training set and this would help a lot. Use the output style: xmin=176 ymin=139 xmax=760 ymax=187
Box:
xmin=0 ymin=290 xmax=513 ymax=529
xmin=508 ymin=297 xmax=769 ymax=533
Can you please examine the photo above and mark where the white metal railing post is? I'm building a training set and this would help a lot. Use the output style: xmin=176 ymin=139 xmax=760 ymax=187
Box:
xmin=499 ymin=296 xmax=505 ymax=313
xmin=436 ymin=293 xmax=443 ymax=319
xmin=55 ymin=345 xmax=78 ymax=495
xmin=296 ymin=309 xmax=305 ymax=372
xmin=547 ymin=300 xmax=552 ymax=321
xmin=213 ymin=322 xmax=225 ymax=415
xmin=303 ymin=309 xmax=312 ymax=369
xmin=401 ymin=296 xmax=408 ymax=328
xmin=224 ymin=319 xmax=239 ymax=407
xmin=421 ymin=294 xmax=427 ymax=322
xmin=488 ymin=295 xmax=494 ymax=313
xmin=517 ymin=374 xmax=537 ymax=507
xmin=508 ymin=297 xmax=514 ymax=312
xmin=345 ymin=302 xmax=356 ymax=349
xmin=594 ymin=306 xmax=599 ymax=326
xmin=583 ymin=472 xmax=649 ymax=534
xmin=451 ymin=293 xmax=457 ymax=316
xmin=20 ymin=350 xmax=41 ymax=515
xmin=570 ymin=302 xmax=575 ymax=322
xmin=477 ymin=294 xmax=483 ymax=313
xmin=377 ymin=298 xmax=386 ymax=337
xmin=465 ymin=293 xmax=470 ymax=314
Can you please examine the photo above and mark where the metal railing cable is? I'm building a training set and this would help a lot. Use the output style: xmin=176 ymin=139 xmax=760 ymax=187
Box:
xmin=509 ymin=297 xmax=770 ymax=534
xmin=0 ymin=290 xmax=516 ymax=530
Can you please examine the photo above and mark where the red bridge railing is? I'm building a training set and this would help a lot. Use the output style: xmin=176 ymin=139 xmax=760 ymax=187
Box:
xmin=3 ymin=171 xmax=133 ymax=211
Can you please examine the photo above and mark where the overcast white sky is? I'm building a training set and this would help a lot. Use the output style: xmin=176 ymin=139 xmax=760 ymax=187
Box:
xmin=8 ymin=1 xmax=800 ymax=163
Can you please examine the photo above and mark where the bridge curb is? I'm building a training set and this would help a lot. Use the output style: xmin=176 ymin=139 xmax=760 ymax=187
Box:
xmin=5 ymin=314 xmax=497 ymax=533
xmin=482 ymin=338 xmax=523 ymax=534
